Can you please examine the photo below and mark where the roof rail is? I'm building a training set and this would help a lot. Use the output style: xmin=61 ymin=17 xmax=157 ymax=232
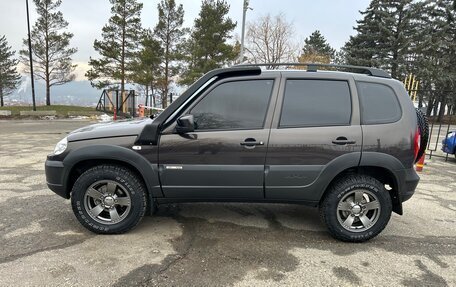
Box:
xmin=235 ymin=63 xmax=391 ymax=78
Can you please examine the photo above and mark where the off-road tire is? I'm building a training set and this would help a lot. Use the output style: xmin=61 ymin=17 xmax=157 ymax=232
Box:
xmin=320 ymin=175 xmax=392 ymax=242
xmin=71 ymin=165 xmax=147 ymax=234
xmin=415 ymin=108 xmax=429 ymax=162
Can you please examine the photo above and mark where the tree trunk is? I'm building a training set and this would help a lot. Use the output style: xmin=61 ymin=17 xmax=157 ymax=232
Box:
xmin=437 ymin=98 xmax=446 ymax=123
xmin=391 ymin=54 xmax=398 ymax=79
xmin=151 ymin=85 xmax=156 ymax=108
xmin=45 ymin=1 xmax=50 ymax=106
xmin=432 ymin=93 xmax=441 ymax=117
xmin=0 ymin=85 xmax=3 ymax=107
xmin=145 ymin=85 xmax=149 ymax=106
xmin=163 ymin=43 xmax=169 ymax=109
xmin=163 ymin=62 xmax=168 ymax=109
xmin=46 ymin=80 xmax=51 ymax=106
xmin=162 ymin=16 xmax=171 ymax=109
xmin=391 ymin=6 xmax=404 ymax=80
xmin=426 ymin=96 xmax=434 ymax=117
xmin=120 ymin=3 xmax=127 ymax=113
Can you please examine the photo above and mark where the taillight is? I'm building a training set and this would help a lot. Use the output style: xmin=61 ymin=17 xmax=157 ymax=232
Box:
xmin=414 ymin=127 xmax=421 ymax=161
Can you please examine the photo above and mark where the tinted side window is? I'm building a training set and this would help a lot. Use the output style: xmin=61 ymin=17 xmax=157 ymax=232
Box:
xmin=357 ymin=82 xmax=401 ymax=124
xmin=190 ymin=80 xmax=273 ymax=130
xmin=280 ymin=80 xmax=352 ymax=127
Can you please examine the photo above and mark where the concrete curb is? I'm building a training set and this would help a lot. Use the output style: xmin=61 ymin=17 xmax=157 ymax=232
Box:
xmin=19 ymin=110 xmax=57 ymax=116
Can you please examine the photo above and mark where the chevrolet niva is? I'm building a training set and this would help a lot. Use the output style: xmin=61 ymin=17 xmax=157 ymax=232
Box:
xmin=45 ymin=63 xmax=429 ymax=242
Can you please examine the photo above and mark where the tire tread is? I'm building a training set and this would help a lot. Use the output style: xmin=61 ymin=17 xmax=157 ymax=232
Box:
xmin=320 ymin=174 xmax=392 ymax=242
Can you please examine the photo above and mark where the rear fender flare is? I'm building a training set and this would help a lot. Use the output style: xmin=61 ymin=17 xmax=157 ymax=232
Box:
xmin=360 ymin=151 xmax=405 ymax=199
xmin=311 ymin=152 xmax=362 ymax=202
xmin=314 ymin=152 xmax=404 ymax=203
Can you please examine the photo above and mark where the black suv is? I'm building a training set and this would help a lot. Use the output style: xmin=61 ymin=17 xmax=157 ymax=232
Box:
xmin=45 ymin=64 xmax=427 ymax=242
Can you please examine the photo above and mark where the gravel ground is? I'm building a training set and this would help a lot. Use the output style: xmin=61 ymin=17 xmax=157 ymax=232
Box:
xmin=0 ymin=120 xmax=455 ymax=287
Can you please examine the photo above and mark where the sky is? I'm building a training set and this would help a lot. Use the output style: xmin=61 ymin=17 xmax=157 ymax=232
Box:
xmin=0 ymin=0 xmax=370 ymax=81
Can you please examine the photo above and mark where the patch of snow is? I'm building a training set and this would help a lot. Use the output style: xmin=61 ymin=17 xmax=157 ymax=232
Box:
xmin=97 ymin=113 xmax=113 ymax=122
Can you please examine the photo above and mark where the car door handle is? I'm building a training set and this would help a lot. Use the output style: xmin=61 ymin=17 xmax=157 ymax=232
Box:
xmin=332 ymin=137 xmax=356 ymax=145
xmin=240 ymin=138 xmax=264 ymax=146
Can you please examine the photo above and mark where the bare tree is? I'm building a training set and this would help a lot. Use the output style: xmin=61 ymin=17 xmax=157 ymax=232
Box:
xmin=245 ymin=13 xmax=297 ymax=65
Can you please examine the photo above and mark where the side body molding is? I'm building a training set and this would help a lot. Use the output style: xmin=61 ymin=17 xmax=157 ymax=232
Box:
xmin=266 ymin=152 xmax=361 ymax=203
xmin=62 ymin=145 xmax=162 ymax=198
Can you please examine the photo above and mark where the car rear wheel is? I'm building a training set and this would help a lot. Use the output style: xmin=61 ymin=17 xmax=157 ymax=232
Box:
xmin=71 ymin=165 xmax=147 ymax=234
xmin=320 ymin=174 xmax=392 ymax=242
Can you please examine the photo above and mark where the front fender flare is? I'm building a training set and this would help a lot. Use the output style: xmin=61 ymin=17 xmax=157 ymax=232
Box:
xmin=62 ymin=145 xmax=162 ymax=198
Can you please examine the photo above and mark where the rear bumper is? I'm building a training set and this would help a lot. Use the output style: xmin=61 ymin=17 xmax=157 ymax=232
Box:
xmin=45 ymin=159 xmax=69 ymax=199
xmin=399 ymin=167 xmax=420 ymax=202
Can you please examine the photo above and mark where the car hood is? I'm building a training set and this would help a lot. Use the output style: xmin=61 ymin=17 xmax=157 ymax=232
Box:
xmin=67 ymin=118 xmax=153 ymax=142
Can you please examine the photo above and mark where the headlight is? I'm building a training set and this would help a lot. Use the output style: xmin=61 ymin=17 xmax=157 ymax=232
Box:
xmin=53 ymin=137 xmax=68 ymax=155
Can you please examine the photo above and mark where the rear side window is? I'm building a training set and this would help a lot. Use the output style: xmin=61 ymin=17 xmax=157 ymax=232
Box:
xmin=357 ymin=82 xmax=401 ymax=124
xmin=190 ymin=80 xmax=273 ymax=130
xmin=280 ymin=79 xmax=352 ymax=127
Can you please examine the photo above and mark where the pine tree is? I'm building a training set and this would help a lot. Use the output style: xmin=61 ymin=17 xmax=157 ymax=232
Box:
xmin=333 ymin=49 xmax=347 ymax=65
xmin=410 ymin=0 xmax=456 ymax=117
xmin=86 ymin=0 xmax=143 ymax=102
xmin=180 ymin=0 xmax=237 ymax=85
xmin=298 ymin=30 xmax=335 ymax=64
xmin=131 ymin=30 xmax=163 ymax=107
xmin=154 ymin=0 xmax=186 ymax=108
xmin=343 ymin=0 xmax=414 ymax=79
xmin=0 ymin=35 xmax=21 ymax=107
xmin=379 ymin=0 xmax=414 ymax=79
xmin=343 ymin=0 xmax=383 ymax=68
xmin=19 ymin=0 xmax=77 ymax=106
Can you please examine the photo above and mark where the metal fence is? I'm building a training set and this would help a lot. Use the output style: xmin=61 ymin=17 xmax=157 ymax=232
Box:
xmin=96 ymin=89 xmax=137 ymax=117
xmin=427 ymin=109 xmax=455 ymax=161
xmin=410 ymin=89 xmax=456 ymax=161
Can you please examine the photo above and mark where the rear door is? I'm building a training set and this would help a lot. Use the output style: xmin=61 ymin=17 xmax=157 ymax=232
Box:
xmin=265 ymin=73 xmax=362 ymax=202
xmin=158 ymin=73 xmax=280 ymax=199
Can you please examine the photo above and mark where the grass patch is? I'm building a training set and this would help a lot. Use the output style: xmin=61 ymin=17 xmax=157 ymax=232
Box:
xmin=0 ymin=105 xmax=99 ymax=117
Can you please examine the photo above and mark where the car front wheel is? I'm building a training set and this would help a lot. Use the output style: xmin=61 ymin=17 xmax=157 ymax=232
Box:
xmin=71 ymin=165 xmax=147 ymax=234
xmin=320 ymin=174 xmax=392 ymax=242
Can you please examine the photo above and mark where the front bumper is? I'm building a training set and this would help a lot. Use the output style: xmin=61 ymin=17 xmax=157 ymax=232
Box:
xmin=45 ymin=159 xmax=69 ymax=198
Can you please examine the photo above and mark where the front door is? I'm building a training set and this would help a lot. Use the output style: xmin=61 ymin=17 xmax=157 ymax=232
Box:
xmin=158 ymin=76 xmax=279 ymax=199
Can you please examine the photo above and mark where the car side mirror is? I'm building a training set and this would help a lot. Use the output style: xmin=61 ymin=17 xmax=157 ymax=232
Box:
xmin=176 ymin=114 xmax=194 ymax=134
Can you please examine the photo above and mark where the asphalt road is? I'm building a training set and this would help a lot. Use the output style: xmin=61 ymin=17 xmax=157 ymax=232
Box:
xmin=0 ymin=120 xmax=455 ymax=286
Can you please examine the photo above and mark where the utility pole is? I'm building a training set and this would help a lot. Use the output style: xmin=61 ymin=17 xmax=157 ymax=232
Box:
xmin=238 ymin=0 xmax=252 ymax=63
xmin=26 ymin=0 xmax=36 ymax=111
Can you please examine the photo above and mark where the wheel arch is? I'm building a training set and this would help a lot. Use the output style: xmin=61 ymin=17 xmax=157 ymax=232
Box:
xmin=319 ymin=164 xmax=403 ymax=215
